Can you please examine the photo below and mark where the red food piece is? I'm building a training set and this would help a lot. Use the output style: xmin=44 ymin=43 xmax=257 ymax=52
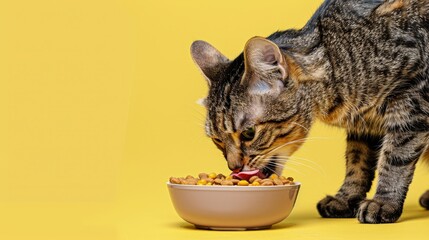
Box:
xmin=230 ymin=169 xmax=264 ymax=180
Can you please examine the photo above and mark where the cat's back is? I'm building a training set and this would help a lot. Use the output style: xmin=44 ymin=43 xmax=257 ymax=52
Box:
xmin=320 ymin=0 xmax=429 ymax=87
xmin=321 ymin=0 xmax=429 ymax=39
xmin=322 ymin=0 xmax=429 ymax=19
xmin=313 ymin=0 xmax=429 ymax=130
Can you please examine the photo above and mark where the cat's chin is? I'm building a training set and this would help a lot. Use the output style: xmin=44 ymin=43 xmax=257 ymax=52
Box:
xmin=241 ymin=165 xmax=257 ymax=171
xmin=261 ymin=167 xmax=274 ymax=179
xmin=260 ymin=155 xmax=284 ymax=178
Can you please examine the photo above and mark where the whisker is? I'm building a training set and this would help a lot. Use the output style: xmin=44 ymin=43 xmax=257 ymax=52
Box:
xmin=191 ymin=119 xmax=205 ymax=128
xmin=262 ymin=163 xmax=283 ymax=175
xmin=260 ymin=157 xmax=302 ymax=175
xmin=280 ymin=166 xmax=305 ymax=176
xmin=275 ymin=155 xmax=326 ymax=172
xmin=192 ymin=113 xmax=206 ymax=121
xmin=290 ymin=121 xmax=310 ymax=133
xmin=282 ymin=160 xmax=326 ymax=176
xmin=281 ymin=159 xmax=325 ymax=175
xmin=250 ymin=133 xmax=333 ymax=178
xmin=264 ymin=153 xmax=326 ymax=177
xmin=191 ymin=105 xmax=207 ymax=119
xmin=251 ymin=136 xmax=330 ymax=172
xmin=263 ymin=136 xmax=329 ymax=157
xmin=191 ymin=106 xmax=207 ymax=129
xmin=256 ymin=155 xmax=305 ymax=176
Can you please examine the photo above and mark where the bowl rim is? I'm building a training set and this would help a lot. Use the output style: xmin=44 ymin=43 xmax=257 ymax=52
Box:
xmin=167 ymin=182 xmax=301 ymax=191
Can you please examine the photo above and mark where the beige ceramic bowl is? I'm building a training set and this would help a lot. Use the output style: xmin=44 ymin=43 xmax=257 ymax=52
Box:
xmin=167 ymin=182 xmax=300 ymax=230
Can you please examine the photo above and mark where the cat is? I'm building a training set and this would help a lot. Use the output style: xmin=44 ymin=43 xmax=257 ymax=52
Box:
xmin=190 ymin=0 xmax=429 ymax=223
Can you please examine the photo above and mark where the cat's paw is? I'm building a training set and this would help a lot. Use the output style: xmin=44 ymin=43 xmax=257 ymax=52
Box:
xmin=357 ymin=199 xmax=402 ymax=223
xmin=419 ymin=190 xmax=429 ymax=210
xmin=317 ymin=195 xmax=357 ymax=218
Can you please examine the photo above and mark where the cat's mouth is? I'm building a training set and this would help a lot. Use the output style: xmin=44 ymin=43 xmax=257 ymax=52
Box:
xmin=261 ymin=155 xmax=281 ymax=178
xmin=234 ymin=155 xmax=283 ymax=179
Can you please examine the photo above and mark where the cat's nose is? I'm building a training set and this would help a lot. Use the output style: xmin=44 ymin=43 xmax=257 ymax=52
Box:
xmin=226 ymin=151 xmax=243 ymax=172
xmin=228 ymin=162 xmax=243 ymax=172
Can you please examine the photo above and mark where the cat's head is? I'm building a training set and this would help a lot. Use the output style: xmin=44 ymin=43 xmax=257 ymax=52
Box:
xmin=191 ymin=37 xmax=313 ymax=177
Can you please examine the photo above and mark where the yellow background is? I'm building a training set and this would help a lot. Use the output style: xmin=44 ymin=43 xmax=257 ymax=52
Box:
xmin=1 ymin=0 xmax=428 ymax=239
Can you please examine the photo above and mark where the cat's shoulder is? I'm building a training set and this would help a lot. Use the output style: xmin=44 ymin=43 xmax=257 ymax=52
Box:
xmin=323 ymin=0 xmax=385 ymax=17
xmin=328 ymin=0 xmax=429 ymax=17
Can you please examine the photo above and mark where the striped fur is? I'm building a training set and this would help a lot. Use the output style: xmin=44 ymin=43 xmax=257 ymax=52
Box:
xmin=191 ymin=0 xmax=429 ymax=223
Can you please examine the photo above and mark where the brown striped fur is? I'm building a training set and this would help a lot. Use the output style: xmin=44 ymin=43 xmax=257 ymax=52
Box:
xmin=191 ymin=0 xmax=429 ymax=223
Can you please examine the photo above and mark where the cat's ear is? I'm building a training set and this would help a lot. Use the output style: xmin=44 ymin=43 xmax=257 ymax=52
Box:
xmin=191 ymin=40 xmax=229 ymax=86
xmin=243 ymin=37 xmax=288 ymax=80
xmin=242 ymin=37 xmax=289 ymax=95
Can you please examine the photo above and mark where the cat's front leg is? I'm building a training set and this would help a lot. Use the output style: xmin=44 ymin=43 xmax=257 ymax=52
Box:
xmin=317 ymin=133 xmax=382 ymax=218
xmin=357 ymin=130 xmax=428 ymax=223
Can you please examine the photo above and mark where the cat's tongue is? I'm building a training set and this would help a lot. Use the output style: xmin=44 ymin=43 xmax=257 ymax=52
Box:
xmin=230 ymin=169 xmax=264 ymax=180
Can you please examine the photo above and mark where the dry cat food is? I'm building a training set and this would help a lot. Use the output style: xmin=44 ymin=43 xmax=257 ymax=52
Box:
xmin=169 ymin=169 xmax=294 ymax=186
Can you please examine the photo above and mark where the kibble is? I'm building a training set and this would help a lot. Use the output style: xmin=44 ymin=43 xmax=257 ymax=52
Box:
xmin=260 ymin=179 xmax=273 ymax=184
xmin=217 ymin=174 xmax=226 ymax=179
xmin=169 ymin=177 xmax=181 ymax=184
xmin=198 ymin=173 xmax=208 ymax=179
xmin=197 ymin=179 xmax=207 ymax=185
xmin=231 ymin=179 xmax=240 ymax=185
xmin=221 ymin=179 xmax=233 ymax=186
xmin=251 ymin=181 xmax=260 ymax=186
xmin=214 ymin=178 xmax=222 ymax=185
xmin=249 ymin=176 xmax=259 ymax=183
xmin=273 ymin=178 xmax=284 ymax=185
xmin=237 ymin=180 xmax=249 ymax=186
xmin=269 ymin=174 xmax=279 ymax=180
xmin=261 ymin=181 xmax=274 ymax=186
xmin=208 ymin=172 xmax=217 ymax=179
xmin=169 ymin=172 xmax=295 ymax=186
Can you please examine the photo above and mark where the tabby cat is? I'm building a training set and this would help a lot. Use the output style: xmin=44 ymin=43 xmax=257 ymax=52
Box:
xmin=190 ymin=0 xmax=429 ymax=223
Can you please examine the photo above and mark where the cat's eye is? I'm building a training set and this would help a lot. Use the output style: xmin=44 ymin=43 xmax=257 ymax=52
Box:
xmin=240 ymin=127 xmax=256 ymax=142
